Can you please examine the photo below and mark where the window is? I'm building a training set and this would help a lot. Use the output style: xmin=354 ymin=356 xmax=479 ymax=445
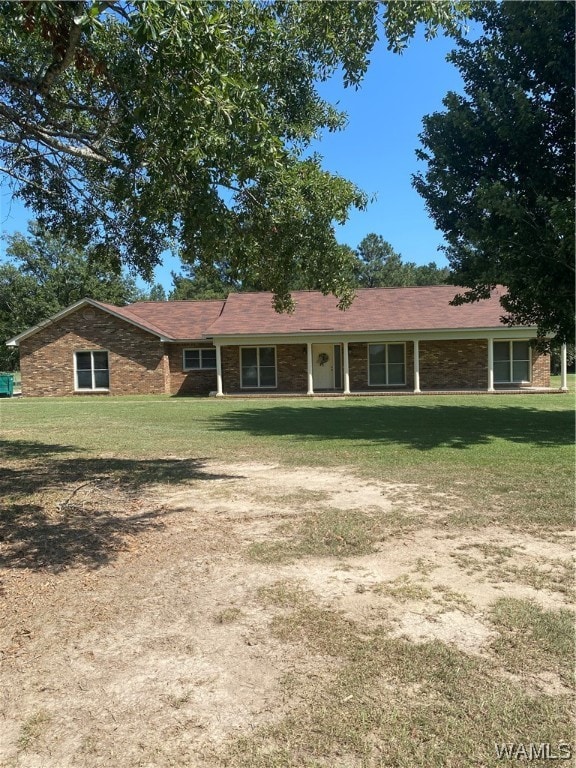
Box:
xmin=183 ymin=348 xmax=217 ymax=370
xmin=368 ymin=343 xmax=405 ymax=386
xmin=75 ymin=351 xmax=109 ymax=390
xmin=241 ymin=346 xmax=276 ymax=388
xmin=494 ymin=341 xmax=531 ymax=383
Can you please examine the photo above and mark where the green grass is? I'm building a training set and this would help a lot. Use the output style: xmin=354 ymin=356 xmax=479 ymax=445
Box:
xmin=17 ymin=710 xmax=51 ymax=751
xmin=373 ymin=574 xmax=433 ymax=602
xmin=247 ymin=506 xmax=422 ymax=563
xmin=2 ymin=390 xmax=573 ymax=530
xmin=451 ymin=545 xmax=575 ymax=599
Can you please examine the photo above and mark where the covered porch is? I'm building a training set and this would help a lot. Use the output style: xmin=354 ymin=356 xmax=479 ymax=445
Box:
xmin=210 ymin=335 xmax=568 ymax=397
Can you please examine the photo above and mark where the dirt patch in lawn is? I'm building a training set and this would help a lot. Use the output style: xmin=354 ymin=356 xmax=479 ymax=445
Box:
xmin=1 ymin=461 xmax=573 ymax=767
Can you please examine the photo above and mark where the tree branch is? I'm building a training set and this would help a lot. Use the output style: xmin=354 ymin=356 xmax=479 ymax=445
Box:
xmin=0 ymin=165 xmax=60 ymax=198
xmin=39 ymin=2 xmax=86 ymax=96
xmin=0 ymin=102 xmax=111 ymax=163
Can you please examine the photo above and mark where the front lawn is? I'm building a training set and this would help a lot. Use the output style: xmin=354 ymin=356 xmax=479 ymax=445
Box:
xmin=3 ymin=390 xmax=574 ymax=527
xmin=0 ymin=392 xmax=574 ymax=767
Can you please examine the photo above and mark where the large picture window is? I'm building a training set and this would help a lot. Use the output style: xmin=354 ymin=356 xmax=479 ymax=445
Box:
xmin=494 ymin=341 xmax=531 ymax=383
xmin=368 ymin=343 xmax=405 ymax=386
xmin=241 ymin=346 xmax=276 ymax=388
xmin=75 ymin=351 xmax=109 ymax=390
xmin=183 ymin=348 xmax=217 ymax=370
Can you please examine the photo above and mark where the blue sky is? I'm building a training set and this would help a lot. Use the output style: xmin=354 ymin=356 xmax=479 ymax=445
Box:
xmin=0 ymin=26 xmax=467 ymax=292
xmin=313 ymin=29 xmax=465 ymax=263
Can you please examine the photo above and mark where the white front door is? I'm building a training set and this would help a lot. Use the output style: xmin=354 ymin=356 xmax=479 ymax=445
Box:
xmin=312 ymin=344 xmax=334 ymax=389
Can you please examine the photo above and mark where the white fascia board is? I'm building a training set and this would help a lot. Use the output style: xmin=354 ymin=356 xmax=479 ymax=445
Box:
xmin=209 ymin=326 xmax=542 ymax=346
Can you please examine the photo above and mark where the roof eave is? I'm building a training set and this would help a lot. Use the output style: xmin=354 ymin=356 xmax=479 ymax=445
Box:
xmin=206 ymin=325 xmax=542 ymax=340
xmin=5 ymin=298 xmax=168 ymax=347
xmin=6 ymin=298 xmax=94 ymax=346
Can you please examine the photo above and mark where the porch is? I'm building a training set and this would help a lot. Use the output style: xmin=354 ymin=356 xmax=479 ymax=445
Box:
xmin=211 ymin=339 xmax=569 ymax=397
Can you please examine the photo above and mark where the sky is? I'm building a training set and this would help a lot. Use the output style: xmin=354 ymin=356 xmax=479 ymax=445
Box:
xmin=312 ymin=29 xmax=466 ymax=263
xmin=0 ymin=26 xmax=468 ymax=292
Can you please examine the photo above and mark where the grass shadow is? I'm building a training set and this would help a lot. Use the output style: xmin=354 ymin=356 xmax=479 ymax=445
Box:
xmin=211 ymin=402 xmax=573 ymax=451
xmin=0 ymin=501 xmax=168 ymax=572
xmin=1 ymin=440 xmax=234 ymax=498
xmin=1 ymin=439 xmax=237 ymax=572
xmin=0 ymin=438 xmax=79 ymax=460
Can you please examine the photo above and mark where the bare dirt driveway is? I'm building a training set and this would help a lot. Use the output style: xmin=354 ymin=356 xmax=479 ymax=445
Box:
xmin=1 ymin=460 xmax=574 ymax=767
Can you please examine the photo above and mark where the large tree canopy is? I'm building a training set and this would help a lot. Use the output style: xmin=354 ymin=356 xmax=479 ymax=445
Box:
xmin=413 ymin=1 xmax=575 ymax=343
xmin=0 ymin=0 xmax=468 ymax=310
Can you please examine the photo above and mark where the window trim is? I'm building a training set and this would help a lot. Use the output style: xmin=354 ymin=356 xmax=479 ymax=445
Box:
xmin=493 ymin=340 xmax=532 ymax=384
xmin=74 ymin=349 xmax=110 ymax=392
xmin=182 ymin=347 xmax=217 ymax=371
xmin=367 ymin=342 xmax=406 ymax=387
xmin=240 ymin=345 xmax=277 ymax=389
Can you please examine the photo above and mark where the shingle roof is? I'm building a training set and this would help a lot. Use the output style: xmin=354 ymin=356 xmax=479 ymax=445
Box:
xmin=205 ymin=286 xmax=511 ymax=336
xmin=94 ymin=299 xmax=226 ymax=340
xmin=4 ymin=286 xmax=528 ymax=349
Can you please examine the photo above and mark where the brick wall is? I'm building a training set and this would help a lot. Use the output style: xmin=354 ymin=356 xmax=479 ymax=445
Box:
xmin=221 ymin=344 xmax=308 ymax=393
xmin=19 ymin=306 xmax=167 ymax=397
xmin=220 ymin=340 xmax=549 ymax=393
xmin=419 ymin=339 xmax=488 ymax=390
xmin=167 ymin=343 xmax=217 ymax=395
xmin=531 ymin=350 xmax=550 ymax=387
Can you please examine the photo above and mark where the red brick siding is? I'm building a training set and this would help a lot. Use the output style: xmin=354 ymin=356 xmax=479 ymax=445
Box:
xmin=531 ymin=350 xmax=550 ymax=387
xmin=19 ymin=306 xmax=167 ymax=397
xmin=221 ymin=344 xmax=308 ymax=393
xmin=167 ymin=343 xmax=217 ymax=395
xmin=419 ymin=340 xmax=488 ymax=390
xmin=220 ymin=340 xmax=549 ymax=393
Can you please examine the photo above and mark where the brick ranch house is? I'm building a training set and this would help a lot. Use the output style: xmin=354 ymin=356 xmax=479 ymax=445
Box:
xmin=6 ymin=285 xmax=570 ymax=397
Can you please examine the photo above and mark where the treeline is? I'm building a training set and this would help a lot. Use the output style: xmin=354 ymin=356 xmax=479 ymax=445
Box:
xmin=169 ymin=233 xmax=450 ymax=300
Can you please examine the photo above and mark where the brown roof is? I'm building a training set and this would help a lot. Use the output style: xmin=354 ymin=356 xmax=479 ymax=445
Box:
xmin=94 ymin=299 xmax=226 ymax=340
xmin=205 ymin=286 xmax=511 ymax=336
xmin=5 ymin=286 xmax=523 ymax=349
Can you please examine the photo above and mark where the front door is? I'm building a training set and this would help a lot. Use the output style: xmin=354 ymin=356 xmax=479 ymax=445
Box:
xmin=312 ymin=343 xmax=335 ymax=389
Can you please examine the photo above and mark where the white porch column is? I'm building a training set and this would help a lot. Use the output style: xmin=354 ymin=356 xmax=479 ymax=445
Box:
xmin=413 ymin=339 xmax=421 ymax=394
xmin=343 ymin=341 xmax=351 ymax=394
xmin=306 ymin=342 xmax=314 ymax=395
xmin=215 ymin=342 xmax=223 ymax=396
xmin=487 ymin=337 xmax=495 ymax=392
xmin=560 ymin=343 xmax=568 ymax=391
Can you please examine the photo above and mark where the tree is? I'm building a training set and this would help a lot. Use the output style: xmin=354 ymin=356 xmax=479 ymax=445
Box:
xmin=146 ymin=283 xmax=167 ymax=301
xmin=354 ymin=233 xmax=450 ymax=287
xmin=413 ymin=1 xmax=575 ymax=343
xmin=169 ymin=241 xmax=358 ymax=300
xmin=355 ymin=234 xmax=406 ymax=287
xmin=0 ymin=222 xmax=143 ymax=369
xmin=412 ymin=260 xmax=451 ymax=286
xmin=0 ymin=0 xmax=469 ymax=311
xmin=170 ymin=261 xmax=239 ymax=301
